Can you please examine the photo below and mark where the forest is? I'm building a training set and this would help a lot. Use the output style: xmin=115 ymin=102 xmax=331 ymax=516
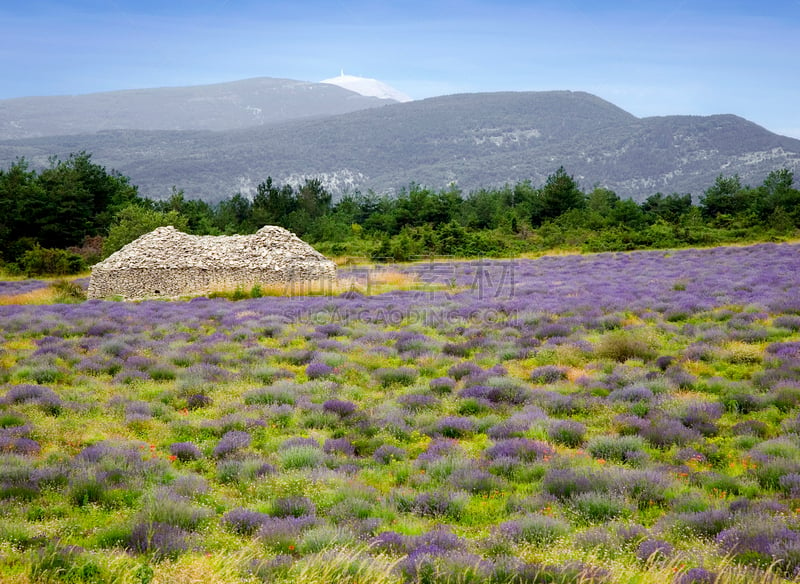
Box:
xmin=1 ymin=152 xmax=798 ymax=275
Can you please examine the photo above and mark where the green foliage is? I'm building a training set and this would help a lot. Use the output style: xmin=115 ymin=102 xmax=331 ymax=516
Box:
xmin=18 ymin=246 xmax=86 ymax=276
xmin=2 ymin=154 xmax=799 ymax=268
xmin=102 ymin=205 xmax=189 ymax=258
xmin=534 ymin=166 xmax=586 ymax=226
xmin=0 ymin=153 xmax=141 ymax=262
xmin=596 ymin=329 xmax=657 ymax=362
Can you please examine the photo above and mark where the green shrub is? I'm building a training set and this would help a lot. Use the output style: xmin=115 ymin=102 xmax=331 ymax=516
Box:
xmin=586 ymin=435 xmax=649 ymax=464
xmin=19 ymin=246 xmax=86 ymax=276
xmin=50 ymin=279 xmax=87 ymax=303
xmin=570 ymin=492 xmax=632 ymax=523
xmin=596 ymin=329 xmax=657 ymax=362
xmin=279 ymin=446 xmax=326 ymax=470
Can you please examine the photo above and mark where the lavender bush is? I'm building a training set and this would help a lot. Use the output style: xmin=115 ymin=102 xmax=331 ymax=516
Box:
xmin=212 ymin=430 xmax=251 ymax=458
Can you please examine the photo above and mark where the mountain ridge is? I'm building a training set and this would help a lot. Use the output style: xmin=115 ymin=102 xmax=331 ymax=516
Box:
xmin=0 ymin=77 xmax=396 ymax=139
xmin=1 ymin=83 xmax=798 ymax=202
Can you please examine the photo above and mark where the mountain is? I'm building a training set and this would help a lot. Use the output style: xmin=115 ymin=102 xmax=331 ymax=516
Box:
xmin=320 ymin=73 xmax=413 ymax=102
xmin=0 ymin=77 xmax=395 ymax=139
xmin=1 ymin=87 xmax=798 ymax=202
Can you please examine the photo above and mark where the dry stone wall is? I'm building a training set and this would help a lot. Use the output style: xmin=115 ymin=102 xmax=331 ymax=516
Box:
xmin=88 ymin=225 xmax=337 ymax=300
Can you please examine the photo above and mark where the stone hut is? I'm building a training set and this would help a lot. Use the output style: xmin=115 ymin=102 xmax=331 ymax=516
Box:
xmin=87 ymin=225 xmax=337 ymax=299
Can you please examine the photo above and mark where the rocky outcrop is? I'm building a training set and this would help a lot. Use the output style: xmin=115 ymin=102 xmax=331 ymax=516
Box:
xmin=87 ymin=225 xmax=336 ymax=300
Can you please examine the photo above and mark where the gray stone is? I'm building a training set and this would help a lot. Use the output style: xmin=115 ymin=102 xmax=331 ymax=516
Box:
xmin=87 ymin=225 xmax=337 ymax=300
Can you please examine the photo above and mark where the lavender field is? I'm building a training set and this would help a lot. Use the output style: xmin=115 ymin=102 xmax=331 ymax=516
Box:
xmin=2 ymin=243 xmax=800 ymax=583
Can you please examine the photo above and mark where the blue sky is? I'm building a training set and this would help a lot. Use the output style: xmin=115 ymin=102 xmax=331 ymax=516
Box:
xmin=2 ymin=0 xmax=799 ymax=137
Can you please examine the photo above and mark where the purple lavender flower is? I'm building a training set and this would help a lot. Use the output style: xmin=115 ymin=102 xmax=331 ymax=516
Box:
xmin=169 ymin=442 xmax=203 ymax=462
xmin=0 ymin=436 xmax=41 ymax=455
xmin=674 ymin=567 xmax=718 ymax=584
xmin=398 ymin=393 xmax=439 ymax=411
xmin=394 ymin=331 xmax=436 ymax=355
xmin=305 ymin=361 xmax=334 ymax=379
xmin=125 ymin=401 xmax=153 ymax=423
xmin=257 ymin=515 xmax=317 ymax=551
xmin=322 ymin=399 xmax=357 ymax=417
xmin=672 ymin=508 xmax=733 ymax=538
xmin=417 ymin=438 xmax=462 ymax=462
xmin=1 ymin=384 xmax=60 ymax=405
xmin=411 ymin=528 xmax=467 ymax=552
xmin=411 ymin=490 xmax=464 ymax=518
xmin=249 ymin=554 xmax=294 ymax=581
xmin=449 ymin=467 xmax=499 ymax=493
xmin=488 ymin=407 xmax=548 ymax=440
xmin=112 ymin=369 xmax=150 ymax=385
xmin=373 ymin=444 xmax=406 ymax=464
xmin=323 ymin=437 xmax=355 ymax=456
xmin=280 ymin=436 xmax=320 ymax=450
xmin=370 ymin=530 xmax=409 ymax=553
xmin=636 ymin=538 xmax=674 ymax=563
xmin=680 ymin=402 xmax=723 ymax=436
xmin=731 ymin=419 xmax=769 ymax=437
xmin=530 ymin=365 xmax=569 ymax=384
xmin=281 ymin=349 xmax=316 ymax=365
xmin=547 ymin=420 xmax=586 ymax=448
xmin=271 ymin=496 xmax=316 ymax=518
xmin=534 ymin=322 xmax=573 ymax=339
xmin=542 ymin=468 xmax=596 ymax=499
xmin=316 ymin=323 xmax=346 ymax=337
xmin=616 ymin=524 xmax=648 ymax=546
xmin=496 ymin=514 xmax=569 ymax=544
xmin=183 ymin=363 xmax=232 ymax=382
xmin=485 ymin=438 xmax=555 ymax=462
xmin=442 ymin=341 xmax=476 ymax=357
xmin=774 ymin=315 xmax=800 ymax=331
xmin=483 ymin=381 xmax=531 ymax=405
xmin=186 ymin=393 xmax=213 ymax=409
xmin=574 ymin=527 xmax=614 ymax=552
xmin=487 ymin=420 xmax=529 ymax=440
xmin=447 ymin=362 xmax=483 ymax=381
xmin=212 ymin=430 xmax=251 ymax=458
xmin=432 ymin=416 xmax=476 ymax=438
xmin=244 ymin=386 xmax=296 ymax=406
xmin=684 ymin=342 xmax=714 ymax=362
xmin=609 ymin=385 xmax=654 ymax=402
xmin=655 ymin=355 xmax=676 ymax=370
xmin=639 ymin=417 xmax=700 ymax=448
xmin=222 ymin=508 xmax=270 ymax=535
xmin=429 ymin=377 xmax=456 ymax=394
xmin=127 ymin=521 xmax=189 ymax=560
xmin=715 ymin=520 xmax=800 ymax=572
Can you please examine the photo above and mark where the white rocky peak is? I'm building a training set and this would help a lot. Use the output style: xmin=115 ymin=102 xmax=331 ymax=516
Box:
xmin=320 ymin=72 xmax=412 ymax=103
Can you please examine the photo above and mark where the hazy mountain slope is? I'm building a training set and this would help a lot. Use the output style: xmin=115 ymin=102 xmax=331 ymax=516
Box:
xmin=1 ymin=90 xmax=798 ymax=202
xmin=0 ymin=77 xmax=394 ymax=139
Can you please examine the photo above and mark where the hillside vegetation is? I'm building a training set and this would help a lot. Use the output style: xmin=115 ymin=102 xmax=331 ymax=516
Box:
xmin=1 ymin=153 xmax=799 ymax=276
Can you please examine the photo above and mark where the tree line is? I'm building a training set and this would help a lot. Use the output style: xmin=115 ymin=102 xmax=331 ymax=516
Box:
xmin=1 ymin=152 xmax=798 ymax=275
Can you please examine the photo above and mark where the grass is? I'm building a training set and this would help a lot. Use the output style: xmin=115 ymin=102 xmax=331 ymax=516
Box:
xmin=0 ymin=287 xmax=60 ymax=305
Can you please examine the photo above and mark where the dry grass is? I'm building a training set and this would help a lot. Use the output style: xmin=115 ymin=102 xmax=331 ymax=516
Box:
xmin=203 ymin=270 xmax=432 ymax=299
xmin=340 ymin=269 xmax=422 ymax=295
xmin=0 ymin=288 xmax=58 ymax=305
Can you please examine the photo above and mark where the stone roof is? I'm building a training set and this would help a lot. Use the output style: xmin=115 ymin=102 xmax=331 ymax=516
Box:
xmin=94 ymin=225 xmax=332 ymax=271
